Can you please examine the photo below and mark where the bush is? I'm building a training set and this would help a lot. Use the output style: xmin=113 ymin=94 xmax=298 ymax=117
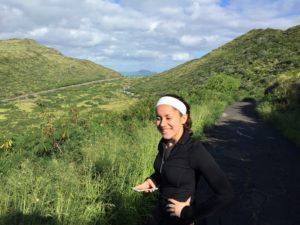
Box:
xmin=199 ymin=74 xmax=241 ymax=103
xmin=203 ymin=74 xmax=241 ymax=95
xmin=258 ymin=71 xmax=300 ymax=146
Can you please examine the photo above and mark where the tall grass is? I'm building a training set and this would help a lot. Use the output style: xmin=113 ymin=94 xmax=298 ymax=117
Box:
xmin=0 ymin=75 xmax=239 ymax=225
xmin=257 ymin=102 xmax=300 ymax=146
xmin=257 ymin=71 xmax=300 ymax=146
xmin=0 ymin=100 xmax=230 ymax=225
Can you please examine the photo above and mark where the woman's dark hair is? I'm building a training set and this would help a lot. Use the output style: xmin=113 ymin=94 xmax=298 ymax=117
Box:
xmin=160 ymin=94 xmax=193 ymax=136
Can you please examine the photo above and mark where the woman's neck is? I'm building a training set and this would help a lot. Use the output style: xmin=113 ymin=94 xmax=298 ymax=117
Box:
xmin=171 ymin=128 xmax=184 ymax=144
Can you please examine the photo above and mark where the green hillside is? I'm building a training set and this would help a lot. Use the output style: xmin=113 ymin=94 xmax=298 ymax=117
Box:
xmin=131 ymin=25 xmax=300 ymax=96
xmin=0 ymin=39 xmax=122 ymax=99
xmin=130 ymin=24 xmax=300 ymax=145
xmin=0 ymin=26 xmax=299 ymax=225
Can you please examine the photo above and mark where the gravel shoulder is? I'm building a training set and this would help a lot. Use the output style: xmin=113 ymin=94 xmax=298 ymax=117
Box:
xmin=201 ymin=100 xmax=300 ymax=225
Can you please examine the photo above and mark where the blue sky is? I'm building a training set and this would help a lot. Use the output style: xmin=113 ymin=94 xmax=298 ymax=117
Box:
xmin=0 ymin=0 xmax=299 ymax=73
xmin=219 ymin=0 xmax=230 ymax=7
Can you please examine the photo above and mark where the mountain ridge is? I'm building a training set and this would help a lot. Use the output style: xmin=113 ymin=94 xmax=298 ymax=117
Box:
xmin=0 ymin=38 xmax=122 ymax=99
xmin=130 ymin=25 xmax=300 ymax=96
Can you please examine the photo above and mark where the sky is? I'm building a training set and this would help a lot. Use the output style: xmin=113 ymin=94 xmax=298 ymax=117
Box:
xmin=1 ymin=0 xmax=300 ymax=73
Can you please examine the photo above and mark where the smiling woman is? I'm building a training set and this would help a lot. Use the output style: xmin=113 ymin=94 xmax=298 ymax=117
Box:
xmin=133 ymin=94 xmax=234 ymax=225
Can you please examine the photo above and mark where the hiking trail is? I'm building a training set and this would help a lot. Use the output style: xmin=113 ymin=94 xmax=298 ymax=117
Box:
xmin=201 ymin=100 xmax=300 ymax=225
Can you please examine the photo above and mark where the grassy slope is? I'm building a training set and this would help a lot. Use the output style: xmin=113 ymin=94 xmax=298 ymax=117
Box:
xmin=257 ymin=69 xmax=300 ymax=146
xmin=0 ymin=79 xmax=234 ymax=225
xmin=0 ymin=78 xmax=135 ymax=138
xmin=131 ymin=25 xmax=300 ymax=96
xmin=130 ymin=25 xmax=300 ymax=146
xmin=0 ymin=39 xmax=122 ymax=99
xmin=0 ymin=25 xmax=299 ymax=225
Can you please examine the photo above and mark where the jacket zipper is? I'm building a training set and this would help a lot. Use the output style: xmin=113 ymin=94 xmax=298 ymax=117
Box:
xmin=160 ymin=148 xmax=165 ymax=174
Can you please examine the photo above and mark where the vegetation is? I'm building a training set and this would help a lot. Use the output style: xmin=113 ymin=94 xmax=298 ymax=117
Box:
xmin=130 ymin=25 xmax=300 ymax=98
xmin=0 ymin=23 xmax=299 ymax=225
xmin=0 ymin=78 xmax=135 ymax=138
xmin=0 ymin=74 xmax=240 ymax=225
xmin=257 ymin=70 xmax=300 ymax=146
xmin=0 ymin=39 xmax=122 ymax=99
xmin=130 ymin=25 xmax=300 ymax=146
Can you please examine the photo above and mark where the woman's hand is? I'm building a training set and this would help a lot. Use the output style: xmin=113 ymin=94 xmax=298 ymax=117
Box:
xmin=132 ymin=178 xmax=157 ymax=193
xmin=166 ymin=197 xmax=191 ymax=217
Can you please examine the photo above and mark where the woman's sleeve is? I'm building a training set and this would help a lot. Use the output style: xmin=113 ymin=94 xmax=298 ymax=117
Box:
xmin=147 ymin=170 xmax=161 ymax=187
xmin=147 ymin=150 xmax=162 ymax=187
xmin=180 ymin=142 xmax=235 ymax=220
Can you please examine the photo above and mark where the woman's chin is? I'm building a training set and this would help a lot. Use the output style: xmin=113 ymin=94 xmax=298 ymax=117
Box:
xmin=162 ymin=134 xmax=172 ymax=140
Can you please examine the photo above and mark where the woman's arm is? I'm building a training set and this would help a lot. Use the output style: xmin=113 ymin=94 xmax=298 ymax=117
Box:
xmin=181 ymin=142 xmax=235 ymax=220
xmin=148 ymin=171 xmax=161 ymax=187
xmin=132 ymin=157 xmax=161 ymax=192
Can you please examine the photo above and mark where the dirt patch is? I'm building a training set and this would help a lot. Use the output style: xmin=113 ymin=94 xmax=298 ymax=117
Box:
xmin=15 ymin=101 xmax=36 ymax=113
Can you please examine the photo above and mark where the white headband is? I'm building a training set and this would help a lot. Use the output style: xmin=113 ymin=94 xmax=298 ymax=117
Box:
xmin=156 ymin=96 xmax=187 ymax=115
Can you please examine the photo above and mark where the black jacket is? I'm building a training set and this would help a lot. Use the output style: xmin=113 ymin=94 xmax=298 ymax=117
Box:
xmin=149 ymin=131 xmax=234 ymax=221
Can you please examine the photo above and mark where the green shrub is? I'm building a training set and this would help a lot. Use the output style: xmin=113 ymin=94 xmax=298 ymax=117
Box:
xmin=258 ymin=71 xmax=300 ymax=146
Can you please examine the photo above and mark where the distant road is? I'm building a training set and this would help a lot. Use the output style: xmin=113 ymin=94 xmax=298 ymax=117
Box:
xmin=201 ymin=100 xmax=300 ymax=225
xmin=0 ymin=77 xmax=122 ymax=102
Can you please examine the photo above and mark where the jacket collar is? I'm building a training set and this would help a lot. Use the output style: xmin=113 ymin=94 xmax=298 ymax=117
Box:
xmin=177 ymin=130 xmax=191 ymax=145
xmin=159 ymin=130 xmax=191 ymax=149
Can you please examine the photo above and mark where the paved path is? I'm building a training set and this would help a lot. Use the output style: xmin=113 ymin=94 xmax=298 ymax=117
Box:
xmin=201 ymin=100 xmax=300 ymax=225
xmin=0 ymin=77 xmax=121 ymax=102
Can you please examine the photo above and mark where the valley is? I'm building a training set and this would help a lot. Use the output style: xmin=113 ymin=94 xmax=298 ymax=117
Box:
xmin=0 ymin=25 xmax=299 ymax=225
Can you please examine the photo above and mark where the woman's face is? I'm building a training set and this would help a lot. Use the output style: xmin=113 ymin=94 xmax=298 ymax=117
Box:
xmin=155 ymin=104 xmax=187 ymax=142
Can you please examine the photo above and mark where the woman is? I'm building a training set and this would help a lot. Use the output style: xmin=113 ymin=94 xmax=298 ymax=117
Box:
xmin=133 ymin=94 xmax=234 ymax=225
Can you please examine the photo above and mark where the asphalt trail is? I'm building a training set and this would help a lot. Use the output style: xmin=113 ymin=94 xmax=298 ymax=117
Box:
xmin=200 ymin=100 xmax=300 ymax=225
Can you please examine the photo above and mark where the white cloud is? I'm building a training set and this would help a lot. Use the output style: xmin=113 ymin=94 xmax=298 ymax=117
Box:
xmin=133 ymin=50 xmax=165 ymax=59
xmin=99 ymin=15 xmax=148 ymax=31
xmin=103 ymin=45 xmax=118 ymax=56
xmin=0 ymin=0 xmax=299 ymax=72
xmin=180 ymin=35 xmax=204 ymax=47
xmin=159 ymin=7 xmax=183 ymax=17
xmin=172 ymin=52 xmax=191 ymax=61
xmin=29 ymin=27 xmax=49 ymax=38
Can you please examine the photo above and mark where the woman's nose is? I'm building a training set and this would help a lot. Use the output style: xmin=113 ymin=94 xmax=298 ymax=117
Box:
xmin=160 ymin=118 xmax=166 ymax=127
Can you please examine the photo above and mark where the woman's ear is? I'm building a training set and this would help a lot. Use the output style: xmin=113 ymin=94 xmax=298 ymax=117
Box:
xmin=181 ymin=114 xmax=188 ymax=125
